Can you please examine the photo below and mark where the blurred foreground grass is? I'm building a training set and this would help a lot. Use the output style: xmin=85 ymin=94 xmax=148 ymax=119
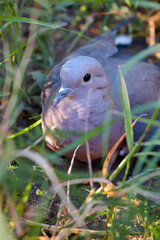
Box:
xmin=0 ymin=0 xmax=160 ymax=239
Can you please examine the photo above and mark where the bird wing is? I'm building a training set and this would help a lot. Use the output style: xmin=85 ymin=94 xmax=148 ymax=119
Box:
xmin=41 ymin=15 xmax=137 ymax=107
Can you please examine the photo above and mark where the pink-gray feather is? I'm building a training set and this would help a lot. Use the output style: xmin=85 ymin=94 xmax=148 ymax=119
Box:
xmin=41 ymin=16 xmax=160 ymax=162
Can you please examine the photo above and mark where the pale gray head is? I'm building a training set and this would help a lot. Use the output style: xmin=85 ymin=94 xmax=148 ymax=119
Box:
xmin=54 ymin=56 xmax=110 ymax=106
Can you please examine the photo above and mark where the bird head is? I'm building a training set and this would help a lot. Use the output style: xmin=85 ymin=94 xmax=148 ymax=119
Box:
xmin=54 ymin=56 xmax=111 ymax=106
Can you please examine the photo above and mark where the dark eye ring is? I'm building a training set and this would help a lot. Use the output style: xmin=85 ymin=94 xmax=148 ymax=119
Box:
xmin=83 ymin=73 xmax=91 ymax=82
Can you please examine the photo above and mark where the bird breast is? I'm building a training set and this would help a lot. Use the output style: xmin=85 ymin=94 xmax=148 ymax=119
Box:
xmin=50 ymin=87 xmax=111 ymax=133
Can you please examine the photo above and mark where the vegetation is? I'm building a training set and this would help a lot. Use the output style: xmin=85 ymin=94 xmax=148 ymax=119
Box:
xmin=0 ymin=0 xmax=160 ymax=239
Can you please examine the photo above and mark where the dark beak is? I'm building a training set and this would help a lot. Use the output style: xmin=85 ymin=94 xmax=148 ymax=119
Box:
xmin=54 ymin=87 xmax=72 ymax=107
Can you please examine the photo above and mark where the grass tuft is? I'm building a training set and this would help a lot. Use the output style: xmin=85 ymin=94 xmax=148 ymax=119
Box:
xmin=0 ymin=1 xmax=160 ymax=239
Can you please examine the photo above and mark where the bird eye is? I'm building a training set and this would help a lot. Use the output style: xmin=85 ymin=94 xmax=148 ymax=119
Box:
xmin=83 ymin=73 xmax=91 ymax=82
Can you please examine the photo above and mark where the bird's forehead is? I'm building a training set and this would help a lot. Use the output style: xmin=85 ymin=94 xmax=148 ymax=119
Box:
xmin=61 ymin=57 xmax=96 ymax=75
xmin=60 ymin=56 xmax=101 ymax=87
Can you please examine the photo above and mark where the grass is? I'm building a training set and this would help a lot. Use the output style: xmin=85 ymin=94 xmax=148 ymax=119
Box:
xmin=0 ymin=0 xmax=160 ymax=239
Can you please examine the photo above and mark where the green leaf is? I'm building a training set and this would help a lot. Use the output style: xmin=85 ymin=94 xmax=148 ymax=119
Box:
xmin=29 ymin=70 xmax=45 ymax=89
xmin=36 ymin=189 xmax=43 ymax=196
xmin=54 ymin=2 xmax=74 ymax=11
xmin=119 ymin=66 xmax=134 ymax=151
xmin=35 ymin=0 xmax=54 ymax=9
xmin=0 ymin=0 xmax=15 ymax=3
xmin=125 ymin=0 xmax=132 ymax=7
xmin=130 ymin=0 xmax=160 ymax=10
xmin=23 ymin=182 xmax=32 ymax=203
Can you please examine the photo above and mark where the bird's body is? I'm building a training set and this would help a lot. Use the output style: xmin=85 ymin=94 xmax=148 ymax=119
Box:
xmin=41 ymin=18 xmax=160 ymax=162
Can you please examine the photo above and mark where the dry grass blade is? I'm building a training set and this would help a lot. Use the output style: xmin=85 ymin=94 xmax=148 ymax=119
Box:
xmin=102 ymin=130 xmax=127 ymax=179
xmin=109 ymin=168 xmax=160 ymax=200
xmin=67 ymin=145 xmax=81 ymax=213
xmin=102 ymin=116 xmax=145 ymax=179
xmin=56 ymin=178 xmax=111 ymax=190
xmin=109 ymin=105 xmax=160 ymax=182
xmin=85 ymin=89 xmax=94 ymax=189
xmin=23 ymin=218 xmax=105 ymax=239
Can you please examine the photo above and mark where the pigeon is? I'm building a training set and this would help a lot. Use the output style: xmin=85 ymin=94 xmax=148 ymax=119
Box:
xmin=41 ymin=15 xmax=160 ymax=162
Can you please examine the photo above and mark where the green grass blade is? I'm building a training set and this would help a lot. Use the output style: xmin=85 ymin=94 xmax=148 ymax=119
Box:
xmin=0 ymin=16 xmax=67 ymax=28
xmin=0 ymin=27 xmax=56 ymax=65
xmin=7 ymin=119 xmax=42 ymax=139
xmin=57 ymin=118 xmax=113 ymax=156
xmin=119 ymin=66 xmax=134 ymax=151
xmin=134 ymin=151 xmax=160 ymax=158
xmin=122 ymin=44 xmax=160 ymax=75
xmin=0 ymin=33 xmax=36 ymax=65
xmin=66 ymin=17 xmax=93 ymax=54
